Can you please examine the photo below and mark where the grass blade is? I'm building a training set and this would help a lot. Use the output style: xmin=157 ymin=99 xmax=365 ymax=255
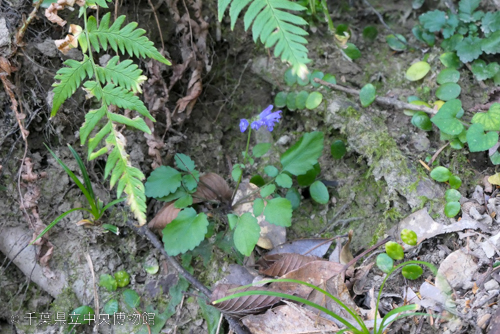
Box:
xmin=67 ymin=144 xmax=95 ymax=203
xmin=30 ymin=208 xmax=89 ymax=244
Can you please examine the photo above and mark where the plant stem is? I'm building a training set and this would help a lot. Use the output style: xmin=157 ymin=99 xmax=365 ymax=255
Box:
xmin=231 ymin=128 xmax=252 ymax=202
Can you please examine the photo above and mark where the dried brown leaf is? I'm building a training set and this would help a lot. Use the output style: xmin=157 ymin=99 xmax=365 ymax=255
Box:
xmin=260 ymin=253 xmax=321 ymax=277
xmin=352 ymin=263 xmax=375 ymax=295
xmin=175 ymin=67 xmax=202 ymax=116
xmin=210 ymin=284 xmax=282 ymax=317
xmin=340 ymin=230 xmax=354 ymax=269
xmin=45 ymin=0 xmax=85 ymax=27
xmin=193 ymin=173 xmax=232 ymax=202
xmin=268 ymin=238 xmax=334 ymax=257
xmin=148 ymin=202 xmax=181 ymax=231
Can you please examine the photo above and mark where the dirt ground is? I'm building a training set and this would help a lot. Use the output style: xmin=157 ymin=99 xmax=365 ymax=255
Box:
xmin=1 ymin=0 xmax=500 ymax=333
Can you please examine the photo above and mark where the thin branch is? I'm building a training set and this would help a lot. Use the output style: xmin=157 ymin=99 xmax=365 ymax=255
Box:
xmin=314 ymin=78 xmax=437 ymax=115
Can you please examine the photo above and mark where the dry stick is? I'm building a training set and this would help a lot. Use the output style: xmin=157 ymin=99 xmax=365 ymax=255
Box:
xmin=126 ymin=221 xmax=250 ymax=334
xmin=314 ymin=78 xmax=437 ymax=115
xmin=147 ymin=0 xmax=165 ymax=50
xmin=341 ymin=236 xmax=392 ymax=273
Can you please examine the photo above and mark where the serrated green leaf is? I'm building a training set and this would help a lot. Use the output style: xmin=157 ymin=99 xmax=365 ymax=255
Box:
xmin=264 ymin=165 xmax=279 ymax=177
xmin=253 ymin=143 xmax=272 ymax=158
xmin=444 ymin=201 xmax=461 ymax=217
xmin=95 ymin=56 xmax=145 ymax=93
xmin=175 ymin=194 xmax=193 ymax=208
xmin=264 ymin=197 xmax=292 ymax=226
xmin=80 ymin=106 xmax=107 ymax=145
xmin=101 ymin=83 xmax=154 ymax=121
xmin=306 ymin=91 xmax=323 ymax=109
xmin=162 ymin=208 xmax=209 ymax=256
xmin=437 ymin=68 xmax=460 ymax=84
xmin=481 ymin=11 xmax=500 ymax=34
xmin=471 ymin=59 xmax=500 ymax=81
xmin=233 ymin=213 xmax=260 ymax=256
xmin=430 ymin=166 xmax=452 ymax=182
xmin=275 ymin=173 xmax=292 ymax=188
xmin=467 ymin=123 xmax=499 ymax=152
xmin=108 ymin=113 xmax=150 ymax=132
xmin=87 ymin=13 xmax=170 ymax=65
xmin=51 ymin=56 xmax=93 ymax=116
xmin=436 ymin=82 xmax=461 ymax=101
xmin=431 ymin=99 xmax=464 ymax=135
xmin=123 ymin=289 xmax=141 ymax=309
xmin=455 ymin=36 xmax=483 ymax=63
xmin=471 ymin=103 xmax=500 ymax=131
xmin=260 ymin=184 xmax=276 ymax=197
xmin=458 ymin=0 xmax=480 ymax=22
xmin=295 ymin=90 xmax=309 ymax=109
xmin=158 ymin=187 xmax=187 ymax=202
xmin=419 ymin=10 xmax=447 ymax=32
xmin=406 ymin=61 xmax=431 ymax=81
xmin=310 ymin=180 xmax=329 ymax=204
xmin=411 ymin=112 xmax=433 ymax=131
xmin=253 ymin=198 xmax=264 ymax=216
xmin=359 ymin=83 xmax=376 ymax=107
xmin=174 ymin=153 xmax=196 ymax=172
xmin=281 ymin=131 xmax=324 ymax=176
xmin=482 ymin=30 xmax=500 ymax=54
xmin=145 ymin=166 xmax=182 ymax=198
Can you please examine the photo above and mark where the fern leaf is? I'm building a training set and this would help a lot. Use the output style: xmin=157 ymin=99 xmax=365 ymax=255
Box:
xmin=221 ymin=0 xmax=310 ymax=73
xmin=80 ymin=105 xmax=106 ymax=145
xmin=101 ymin=84 xmax=155 ymax=121
xmin=96 ymin=56 xmax=146 ymax=93
xmin=108 ymin=113 xmax=150 ymax=133
xmin=88 ymin=121 xmax=112 ymax=154
xmin=51 ymin=55 xmax=93 ymax=116
xmin=87 ymin=13 xmax=171 ymax=66
xmin=218 ymin=0 xmax=232 ymax=21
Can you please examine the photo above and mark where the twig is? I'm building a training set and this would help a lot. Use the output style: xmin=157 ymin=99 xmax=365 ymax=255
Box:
xmin=341 ymin=236 xmax=392 ymax=272
xmin=126 ymin=221 xmax=250 ymax=334
xmin=430 ymin=142 xmax=449 ymax=165
xmin=147 ymin=0 xmax=164 ymax=50
xmin=15 ymin=0 xmax=44 ymax=46
xmin=84 ymin=252 xmax=100 ymax=334
xmin=315 ymin=78 xmax=437 ymax=115
xmin=315 ymin=202 xmax=349 ymax=236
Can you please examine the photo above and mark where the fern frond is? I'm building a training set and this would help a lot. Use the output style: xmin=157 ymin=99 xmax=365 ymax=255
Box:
xmin=101 ymin=84 xmax=154 ymax=121
xmin=96 ymin=56 xmax=146 ymax=93
xmin=80 ymin=105 xmax=107 ymax=144
xmin=87 ymin=13 xmax=171 ymax=66
xmin=51 ymin=55 xmax=93 ymax=116
xmin=219 ymin=0 xmax=310 ymax=73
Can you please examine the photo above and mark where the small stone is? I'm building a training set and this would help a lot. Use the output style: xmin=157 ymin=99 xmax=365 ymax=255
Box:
xmin=485 ymin=279 xmax=500 ymax=291
xmin=478 ymin=313 xmax=491 ymax=329
xmin=0 ymin=18 xmax=9 ymax=48
xmin=276 ymin=135 xmax=290 ymax=145
xmin=36 ymin=39 xmax=57 ymax=58
xmin=410 ymin=133 xmax=430 ymax=152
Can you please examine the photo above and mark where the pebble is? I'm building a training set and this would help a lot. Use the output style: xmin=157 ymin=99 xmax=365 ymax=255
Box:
xmin=478 ymin=314 xmax=492 ymax=329
xmin=276 ymin=135 xmax=291 ymax=145
xmin=485 ymin=279 xmax=500 ymax=291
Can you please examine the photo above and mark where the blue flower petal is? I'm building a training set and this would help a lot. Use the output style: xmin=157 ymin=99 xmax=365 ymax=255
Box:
xmin=239 ymin=119 xmax=249 ymax=132
xmin=258 ymin=105 xmax=274 ymax=119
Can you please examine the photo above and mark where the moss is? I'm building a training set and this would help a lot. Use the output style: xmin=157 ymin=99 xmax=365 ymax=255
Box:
xmin=340 ymin=106 xmax=361 ymax=120
xmin=371 ymin=222 xmax=388 ymax=245
xmin=50 ymin=287 xmax=80 ymax=315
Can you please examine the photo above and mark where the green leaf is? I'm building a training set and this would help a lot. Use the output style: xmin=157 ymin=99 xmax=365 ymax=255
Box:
xmin=376 ymin=253 xmax=394 ymax=273
xmin=68 ymin=305 xmax=95 ymax=330
xmin=260 ymin=184 xmax=276 ymax=197
xmin=274 ymin=91 xmax=288 ymax=108
xmin=401 ymin=229 xmax=417 ymax=246
xmin=295 ymin=90 xmax=309 ymax=109
xmin=331 ymin=140 xmax=347 ymax=159
xmin=250 ymin=174 xmax=266 ymax=187
xmin=406 ymin=61 xmax=431 ymax=81
xmin=466 ymin=123 xmax=499 ymax=152
xmin=441 ymin=34 xmax=464 ymax=52
xmin=162 ymin=208 xmax=209 ymax=256
xmin=437 ymin=68 xmax=460 ymax=84
xmin=264 ymin=165 xmax=279 ymax=177
xmin=458 ymin=0 xmax=480 ymax=23
xmin=51 ymin=56 xmax=93 ymax=116
xmin=310 ymin=181 xmax=329 ymax=204
xmin=435 ymin=82 xmax=461 ymax=101
xmin=286 ymin=188 xmax=301 ymax=210
xmin=264 ymin=198 xmax=292 ymax=226
xmin=362 ymin=26 xmax=378 ymax=42
xmin=99 ymin=274 xmax=118 ymax=292
xmin=411 ymin=112 xmax=432 ymax=131
xmin=440 ymin=52 xmax=461 ymax=69
xmin=182 ymin=173 xmax=199 ymax=192
xmin=359 ymin=83 xmax=376 ymax=107
xmin=445 ymin=189 xmax=462 ymax=202
xmin=419 ymin=9 xmax=447 ymax=32
xmin=481 ymin=11 xmax=500 ymax=34
xmin=442 ymin=13 xmax=460 ymax=38
xmin=322 ymin=73 xmax=336 ymax=86
xmin=232 ymin=165 xmax=242 ymax=182
xmin=471 ymin=103 xmax=500 ymax=131
xmin=471 ymin=60 xmax=500 ymax=81
xmin=310 ymin=70 xmax=324 ymax=88
xmin=385 ymin=241 xmax=404 ymax=260
xmin=386 ymin=34 xmax=407 ymax=51
xmin=103 ymin=299 xmax=119 ymax=315
xmin=430 ymin=166 xmax=452 ymax=182
xmin=286 ymin=92 xmax=297 ymax=110
xmin=455 ymin=36 xmax=483 ymax=63
xmin=445 ymin=201 xmax=461 ymax=217
xmin=305 ymin=92 xmax=323 ymax=110
xmin=297 ymin=71 xmax=310 ymax=86
xmin=431 ymin=99 xmax=464 ymax=135
xmin=227 ymin=213 xmax=238 ymax=230
xmin=198 ymin=298 xmax=221 ymax=334
xmin=449 ymin=174 xmax=462 ymax=189
xmin=87 ymin=13 xmax=170 ymax=65
xmin=344 ymin=43 xmax=361 ymax=60
xmin=253 ymin=143 xmax=272 ymax=158
xmin=175 ymin=154 xmax=196 ymax=172
xmin=450 ymin=139 xmax=464 ymax=149
xmin=123 ymin=289 xmax=141 ymax=309
xmin=253 ymin=198 xmax=264 ymax=216
xmin=281 ymin=131 xmax=324 ymax=176
xmin=297 ymin=163 xmax=320 ymax=186
xmin=95 ymin=56 xmax=145 ymax=93
xmin=145 ymin=166 xmax=182 ymax=198
xmin=482 ymin=31 xmax=500 ymax=54
xmin=175 ymin=194 xmax=193 ymax=208
xmin=412 ymin=25 xmax=435 ymax=46
xmin=402 ymin=264 xmax=423 ymax=280
xmin=491 ymin=151 xmax=500 ymax=165
xmin=233 ymin=213 xmax=260 ymax=256
xmin=276 ymin=174 xmax=292 ymax=188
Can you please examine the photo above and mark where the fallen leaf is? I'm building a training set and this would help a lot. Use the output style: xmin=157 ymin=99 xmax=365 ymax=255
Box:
xmin=148 ymin=202 xmax=181 ymax=231
xmin=194 ymin=173 xmax=232 ymax=202
xmin=267 ymin=238 xmax=334 ymax=257
xmin=340 ymin=230 xmax=354 ymax=268
xmin=259 ymin=253 xmax=321 ymax=277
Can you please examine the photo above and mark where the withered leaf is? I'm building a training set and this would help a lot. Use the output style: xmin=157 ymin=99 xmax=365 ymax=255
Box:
xmin=352 ymin=263 xmax=375 ymax=295
xmin=259 ymin=253 xmax=321 ymax=277
xmin=148 ymin=202 xmax=181 ymax=231
xmin=193 ymin=173 xmax=232 ymax=202
xmin=210 ymin=284 xmax=282 ymax=317
xmin=340 ymin=230 xmax=354 ymax=269
xmin=268 ymin=238 xmax=334 ymax=257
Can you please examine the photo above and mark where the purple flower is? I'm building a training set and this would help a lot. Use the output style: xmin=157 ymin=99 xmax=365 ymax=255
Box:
xmin=240 ymin=105 xmax=282 ymax=133
xmin=239 ymin=119 xmax=249 ymax=133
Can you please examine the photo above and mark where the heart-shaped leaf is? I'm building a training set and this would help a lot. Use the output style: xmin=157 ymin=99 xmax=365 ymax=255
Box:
xmin=431 ymin=99 xmax=464 ymax=135
xmin=467 ymin=123 xmax=499 ymax=152
xmin=471 ymin=103 xmax=500 ymax=131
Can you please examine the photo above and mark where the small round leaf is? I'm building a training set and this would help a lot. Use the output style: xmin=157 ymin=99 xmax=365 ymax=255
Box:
xmin=310 ymin=180 xmax=329 ymax=204
xmin=344 ymin=43 xmax=361 ymax=60
xmin=286 ymin=92 xmax=297 ymax=110
xmin=385 ymin=241 xmax=404 ymax=260
xmin=274 ymin=92 xmax=288 ymax=108
xmin=359 ymin=83 xmax=376 ymax=107
xmin=440 ymin=52 xmax=461 ymax=69
xmin=430 ymin=166 xmax=452 ymax=182
xmin=286 ymin=188 xmax=301 ymax=210
xmin=444 ymin=201 xmax=461 ymax=217
xmin=284 ymin=68 xmax=297 ymax=86
xmin=322 ymin=73 xmax=336 ymax=86
xmin=306 ymin=92 xmax=323 ymax=109
xmin=401 ymin=229 xmax=418 ymax=246
xmin=436 ymin=82 xmax=461 ymax=101
xmin=295 ymin=90 xmax=309 ymax=110
xmin=406 ymin=61 xmax=431 ymax=81
xmin=445 ymin=189 xmax=462 ymax=202
xmin=437 ymin=68 xmax=460 ymax=84
xmin=363 ymin=26 xmax=378 ymax=42
xmin=411 ymin=112 xmax=432 ymax=131
xmin=310 ymin=70 xmax=325 ymax=88
xmin=402 ymin=264 xmax=423 ymax=280
xmin=376 ymin=253 xmax=394 ymax=273
xmin=331 ymin=140 xmax=347 ymax=159
xmin=386 ymin=34 xmax=407 ymax=51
